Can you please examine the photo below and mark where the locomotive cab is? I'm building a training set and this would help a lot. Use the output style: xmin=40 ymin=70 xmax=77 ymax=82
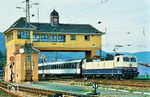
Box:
xmin=81 ymin=54 xmax=139 ymax=79
xmin=114 ymin=54 xmax=138 ymax=68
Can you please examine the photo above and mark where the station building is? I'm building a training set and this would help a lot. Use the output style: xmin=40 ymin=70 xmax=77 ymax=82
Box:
xmin=4 ymin=10 xmax=104 ymax=82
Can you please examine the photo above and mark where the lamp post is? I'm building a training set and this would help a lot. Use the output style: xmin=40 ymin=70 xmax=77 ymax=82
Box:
xmin=98 ymin=21 xmax=102 ymax=57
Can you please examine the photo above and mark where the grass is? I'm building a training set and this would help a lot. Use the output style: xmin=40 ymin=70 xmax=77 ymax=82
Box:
xmin=0 ymin=90 xmax=11 ymax=97
xmin=137 ymin=75 xmax=150 ymax=79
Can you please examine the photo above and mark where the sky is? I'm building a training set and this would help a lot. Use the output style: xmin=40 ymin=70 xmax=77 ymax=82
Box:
xmin=0 ymin=0 xmax=149 ymax=53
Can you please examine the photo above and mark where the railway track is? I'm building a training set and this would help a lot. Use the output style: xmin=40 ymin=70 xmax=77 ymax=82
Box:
xmin=46 ymin=78 xmax=150 ymax=88
xmin=94 ymin=79 xmax=150 ymax=88
xmin=0 ymin=79 xmax=149 ymax=97
xmin=0 ymin=81 xmax=98 ymax=97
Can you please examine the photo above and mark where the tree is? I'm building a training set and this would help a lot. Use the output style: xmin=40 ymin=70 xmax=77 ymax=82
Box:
xmin=0 ymin=51 xmax=6 ymax=70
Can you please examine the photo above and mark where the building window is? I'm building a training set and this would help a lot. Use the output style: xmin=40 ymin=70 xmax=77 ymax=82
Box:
xmin=58 ymin=35 xmax=65 ymax=42
xmin=50 ymin=35 xmax=57 ymax=42
xmin=33 ymin=34 xmax=40 ymax=42
xmin=18 ymin=31 xmax=30 ymax=39
xmin=85 ymin=35 xmax=90 ymax=41
xmin=70 ymin=35 xmax=76 ymax=40
xmin=41 ymin=34 xmax=48 ymax=42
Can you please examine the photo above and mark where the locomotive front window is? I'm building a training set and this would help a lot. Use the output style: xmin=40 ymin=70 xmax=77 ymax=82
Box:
xmin=131 ymin=57 xmax=136 ymax=62
xmin=123 ymin=57 xmax=130 ymax=62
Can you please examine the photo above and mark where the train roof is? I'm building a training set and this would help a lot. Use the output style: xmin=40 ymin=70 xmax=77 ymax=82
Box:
xmin=38 ymin=59 xmax=82 ymax=66
xmin=115 ymin=54 xmax=136 ymax=57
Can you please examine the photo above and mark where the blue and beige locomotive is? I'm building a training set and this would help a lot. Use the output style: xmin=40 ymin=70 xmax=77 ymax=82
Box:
xmin=38 ymin=54 xmax=139 ymax=79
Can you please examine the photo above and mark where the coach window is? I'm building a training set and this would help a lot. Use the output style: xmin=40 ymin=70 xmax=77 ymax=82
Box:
xmin=66 ymin=64 xmax=68 ymax=69
xmin=63 ymin=64 xmax=65 ymax=69
xmin=61 ymin=64 xmax=64 ymax=69
xmin=41 ymin=66 xmax=43 ymax=70
xmin=66 ymin=64 xmax=69 ymax=69
xmin=70 ymin=64 xmax=73 ymax=69
xmin=73 ymin=63 xmax=76 ymax=69
xmin=44 ymin=65 xmax=47 ymax=70
xmin=69 ymin=63 xmax=72 ymax=69
xmin=45 ymin=65 xmax=49 ymax=70
xmin=73 ymin=64 xmax=76 ymax=69
xmin=49 ymin=65 xmax=51 ymax=69
xmin=48 ymin=65 xmax=51 ymax=69
xmin=59 ymin=65 xmax=61 ymax=69
xmin=53 ymin=65 xmax=55 ymax=69
xmin=55 ymin=65 xmax=57 ymax=69
xmin=58 ymin=64 xmax=61 ymax=69
xmin=52 ymin=65 xmax=54 ymax=69
xmin=65 ymin=64 xmax=67 ymax=69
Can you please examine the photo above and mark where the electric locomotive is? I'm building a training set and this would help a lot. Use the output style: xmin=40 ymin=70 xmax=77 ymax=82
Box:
xmin=82 ymin=54 xmax=139 ymax=79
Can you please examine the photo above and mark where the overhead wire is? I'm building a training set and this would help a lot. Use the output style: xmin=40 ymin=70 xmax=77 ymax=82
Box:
xmin=63 ymin=0 xmax=109 ymax=22
xmin=0 ymin=0 xmax=24 ymax=32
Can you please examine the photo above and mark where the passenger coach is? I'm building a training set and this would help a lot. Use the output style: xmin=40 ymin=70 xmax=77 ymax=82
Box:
xmin=38 ymin=60 xmax=81 ymax=78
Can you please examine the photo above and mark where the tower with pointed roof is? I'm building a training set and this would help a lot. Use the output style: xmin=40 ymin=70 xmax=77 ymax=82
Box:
xmin=50 ymin=10 xmax=59 ymax=25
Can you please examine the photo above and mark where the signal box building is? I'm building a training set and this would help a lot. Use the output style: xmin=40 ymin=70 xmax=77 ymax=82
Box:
xmin=4 ymin=10 xmax=104 ymax=82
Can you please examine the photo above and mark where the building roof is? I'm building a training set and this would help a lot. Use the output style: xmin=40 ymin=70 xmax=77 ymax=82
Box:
xmin=10 ymin=17 xmax=36 ymax=29
xmin=4 ymin=17 xmax=104 ymax=35
xmin=50 ymin=10 xmax=59 ymax=16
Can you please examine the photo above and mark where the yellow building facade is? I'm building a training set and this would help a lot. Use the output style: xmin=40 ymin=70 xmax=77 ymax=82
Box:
xmin=4 ymin=10 xmax=104 ymax=82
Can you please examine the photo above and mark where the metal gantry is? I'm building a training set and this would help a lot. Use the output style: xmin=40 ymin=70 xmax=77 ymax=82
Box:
xmin=25 ymin=0 xmax=32 ymax=81
xmin=26 ymin=0 xmax=30 ymax=28
xmin=16 ymin=0 xmax=39 ymax=82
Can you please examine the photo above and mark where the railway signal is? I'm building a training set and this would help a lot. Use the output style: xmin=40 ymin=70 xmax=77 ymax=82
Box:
xmin=41 ymin=55 xmax=46 ymax=77
xmin=9 ymin=56 xmax=15 ymax=62
xmin=9 ymin=56 xmax=15 ymax=82
xmin=92 ymin=82 xmax=98 ymax=95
